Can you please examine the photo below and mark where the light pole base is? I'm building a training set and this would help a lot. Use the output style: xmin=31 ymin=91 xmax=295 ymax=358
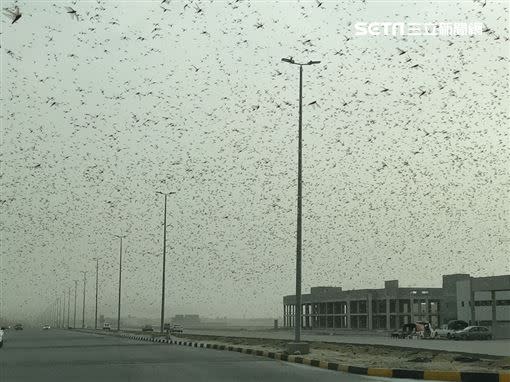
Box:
xmin=286 ymin=342 xmax=310 ymax=355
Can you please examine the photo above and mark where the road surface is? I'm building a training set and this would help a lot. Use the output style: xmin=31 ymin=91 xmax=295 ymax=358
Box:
xmin=0 ymin=328 xmax=417 ymax=382
xmin=182 ymin=328 xmax=510 ymax=357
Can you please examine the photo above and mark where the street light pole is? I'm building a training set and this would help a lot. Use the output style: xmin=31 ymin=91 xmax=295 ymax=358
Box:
xmin=156 ymin=191 xmax=176 ymax=333
xmin=80 ymin=271 xmax=87 ymax=328
xmin=67 ymin=286 xmax=70 ymax=328
xmin=281 ymin=57 xmax=320 ymax=348
xmin=73 ymin=280 xmax=78 ymax=328
xmin=56 ymin=297 xmax=60 ymax=328
xmin=62 ymin=291 xmax=66 ymax=328
xmin=114 ymin=234 xmax=127 ymax=331
xmin=92 ymin=258 xmax=99 ymax=330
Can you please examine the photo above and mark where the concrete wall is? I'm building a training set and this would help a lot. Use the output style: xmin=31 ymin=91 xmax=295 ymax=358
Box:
xmin=455 ymin=277 xmax=510 ymax=338
xmin=456 ymin=279 xmax=471 ymax=322
xmin=442 ymin=274 xmax=470 ymax=324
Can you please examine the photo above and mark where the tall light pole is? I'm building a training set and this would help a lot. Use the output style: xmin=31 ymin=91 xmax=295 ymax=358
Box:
xmin=67 ymin=286 xmax=71 ymax=328
xmin=114 ymin=234 xmax=127 ymax=331
xmin=156 ymin=191 xmax=176 ymax=333
xmin=281 ymin=57 xmax=320 ymax=352
xmin=80 ymin=271 xmax=87 ymax=328
xmin=92 ymin=258 xmax=99 ymax=330
xmin=62 ymin=290 xmax=66 ymax=328
xmin=56 ymin=297 xmax=60 ymax=328
xmin=73 ymin=280 xmax=78 ymax=328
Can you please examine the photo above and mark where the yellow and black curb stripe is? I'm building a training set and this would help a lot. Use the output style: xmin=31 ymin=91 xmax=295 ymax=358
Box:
xmin=74 ymin=329 xmax=510 ymax=382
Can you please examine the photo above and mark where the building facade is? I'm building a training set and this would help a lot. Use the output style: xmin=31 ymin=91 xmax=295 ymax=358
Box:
xmin=283 ymin=274 xmax=510 ymax=337
xmin=455 ymin=275 xmax=510 ymax=338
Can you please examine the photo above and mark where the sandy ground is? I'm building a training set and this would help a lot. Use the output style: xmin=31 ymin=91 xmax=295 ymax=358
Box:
xmin=163 ymin=333 xmax=510 ymax=373
xmin=182 ymin=328 xmax=510 ymax=356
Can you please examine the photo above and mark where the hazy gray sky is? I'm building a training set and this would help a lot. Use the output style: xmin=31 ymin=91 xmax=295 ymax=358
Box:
xmin=1 ymin=0 xmax=508 ymax=323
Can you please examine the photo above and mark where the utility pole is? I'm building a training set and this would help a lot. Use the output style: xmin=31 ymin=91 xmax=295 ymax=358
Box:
xmin=114 ymin=234 xmax=127 ymax=331
xmin=80 ymin=271 xmax=87 ymax=328
xmin=73 ymin=280 xmax=78 ymax=328
xmin=56 ymin=297 xmax=60 ymax=328
xmin=281 ymin=57 xmax=320 ymax=354
xmin=62 ymin=290 xmax=66 ymax=327
xmin=67 ymin=286 xmax=71 ymax=328
xmin=156 ymin=191 xmax=176 ymax=333
xmin=92 ymin=258 xmax=99 ymax=330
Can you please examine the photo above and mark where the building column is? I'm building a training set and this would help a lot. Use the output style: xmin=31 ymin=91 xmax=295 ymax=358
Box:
xmin=470 ymin=290 xmax=475 ymax=325
xmin=386 ymin=298 xmax=391 ymax=330
xmin=368 ymin=294 xmax=373 ymax=330
xmin=491 ymin=290 xmax=497 ymax=337
xmin=425 ymin=296 xmax=429 ymax=322
xmin=410 ymin=295 xmax=415 ymax=323
xmin=332 ymin=302 xmax=335 ymax=330
xmin=346 ymin=299 xmax=351 ymax=329
xmin=395 ymin=298 xmax=400 ymax=328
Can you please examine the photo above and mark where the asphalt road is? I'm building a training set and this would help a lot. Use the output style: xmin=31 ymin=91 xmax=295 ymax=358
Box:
xmin=183 ymin=329 xmax=510 ymax=356
xmin=0 ymin=329 xmax=417 ymax=382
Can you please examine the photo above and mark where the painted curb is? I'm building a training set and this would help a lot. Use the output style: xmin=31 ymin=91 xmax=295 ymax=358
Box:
xmin=73 ymin=330 xmax=509 ymax=382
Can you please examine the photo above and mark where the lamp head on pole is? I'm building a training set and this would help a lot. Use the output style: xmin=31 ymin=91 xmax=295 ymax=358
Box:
xmin=281 ymin=57 xmax=295 ymax=64
xmin=157 ymin=191 xmax=176 ymax=196
xmin=282 ymin=57 xmax=321 ymax=66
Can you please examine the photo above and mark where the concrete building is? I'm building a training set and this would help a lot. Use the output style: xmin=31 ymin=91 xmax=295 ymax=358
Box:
xmin=283 ymin=280 xmax=443 ymax=331
xmin=456 ymin=275 xmax=510 ymax=338
xmin=283 ymin=273 xmax=510 ymax=338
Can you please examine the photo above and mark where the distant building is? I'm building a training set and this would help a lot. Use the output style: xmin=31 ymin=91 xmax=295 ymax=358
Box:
xmin=171 ymin=314 xmax=201 ymax=326
xmin=283 ymin=273 xmax=510 ymax=338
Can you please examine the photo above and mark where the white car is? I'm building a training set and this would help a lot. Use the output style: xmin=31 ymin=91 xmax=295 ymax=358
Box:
xmin=433 ymin=324 xmax=456 ymax=338
xmin=42 ymin=325 xmax=51 ymax=330
xmin=0 ymin=327 xmax=4 ymax=348
xmin=433 ymin=321 xmax=469 ymax=339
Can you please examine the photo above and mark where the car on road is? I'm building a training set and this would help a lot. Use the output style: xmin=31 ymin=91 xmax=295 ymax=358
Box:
xmin=14 ymin=324 xmax=23 ymax=330
xmin=0 ymin=326 xmax=5 ymax=347
xmin=433 ymin=320 xmax=469 ymax=339
xmin=103 ymin=323 xmax=111 ymax=331
xmin=141 ymin=325 xmax=154 ymax=332
xmin=451 ymin=326 xmax=492 ymax=340
xmin=42 ymin=324 xmax=51 ymax=330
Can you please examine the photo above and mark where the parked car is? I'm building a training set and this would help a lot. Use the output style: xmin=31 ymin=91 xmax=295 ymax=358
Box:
xmin=170 ymin=324 xmax=183 ymax=333
xmin=14 ymin=323 xmax=23 ymax=330
xmin=0 ymin=326 xmax=5 ymax=347
xmin=42 ymin=324 xmax=51 ymax=330
xmin=103 ymin=323 xmax=111 ymax=331
xmin=451 ymin=326 xmax=492 ymax=340
xmin=433 ymin=320 xmax=469 ymax=339
xmin=141 ymin=325 xmax=154 ymax=332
